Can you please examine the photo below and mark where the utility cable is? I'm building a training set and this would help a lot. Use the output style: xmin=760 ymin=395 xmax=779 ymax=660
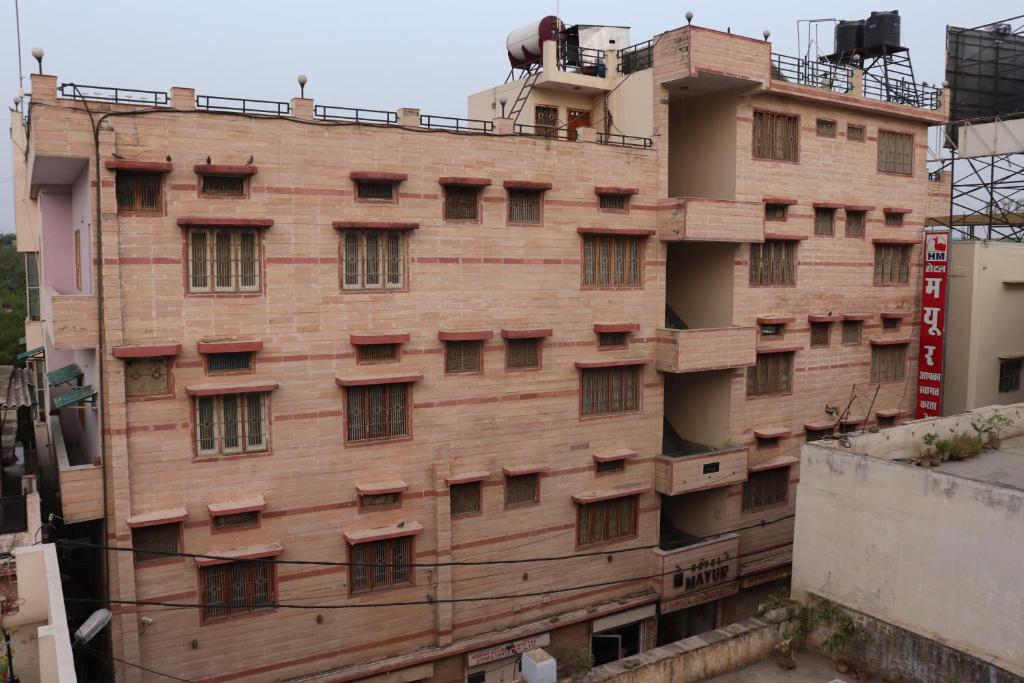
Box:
xmin=84 ymin=644 xmax=195 ymax=683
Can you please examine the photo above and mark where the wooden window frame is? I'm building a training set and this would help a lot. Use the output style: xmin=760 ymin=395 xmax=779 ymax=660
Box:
xmin=344 ymin=383 xmax=411 ymax=445
xmin=999 ymin=359 xmax=1022 ymax=393
xmin=742 ymin=467 xmax=790 ymax=511
xmin=749 ymin=240 xmax=797 ymax=286
xmin=580 ymin=365 xmax=643 ymax=418
xmin=877 ymin=129 xmax=915 ymax=176
xmin=505 ymin=337 xmax=541 ymax=371
xmin=340 ymin=229 xmax=408 ymax=292
xmin=450 ymin=481 xmax=482 ymax=518
xmin=810 ymin=322 xmax=831 ymax=347
xmin=115 ymin=170 xmax=164 ymax=215
xmin=199 ymin=559 xmax=277 ymax=622
xmin=847 ymin=124 xmax=866 ymax=142
xmin=752 ymin=110 xmax=799 ymax=163
xmin=186 ymin=227 xmax=263 ymax=295
xmin=764 ymin=203 xmax=788 ymax=221
xmin=124 ymin=357 xmax=173 ymax=399
xmin=882 ymin=317 xmax=901 ymax=331
xmin=506 ymin=188 xmax=544 ymax=226
xmin=575 ymin=495 xmax=639 ymax=548
xmin=210 ymin=510 xmax=261 ymax=533
xmin=870 ymin=344 xmax=908 ymax=383
xmin=132 ymin=522 xmax=183 ymax=565
xmin=348 ymin=537 xmax=414 ymax=595
xmin=193 ymin=392 xmax=270 ymax=458
xmin=841 ymin=320 xmax=862 ymax=346
xmin=504 ymin=473 xmax=540 ymax=508
xmin=443 ymin=185 xmax=483 ymax=222
xmin=445 ymin=340 xmax=484 ymax=375
xmin=581 ymin=235 xmax=645 ymax=290
xmin=747 ymin=351 xmax=795 ymax=397
xmin=814 ymin=207 xmax=836 ymax=236
xmin=356 ymin=343 xmax=400 ymax=365
xmin=597 ymin=193 xmax=630 ymax=214
xmin=845 ymin=210 xmax=867 ymax=238
xmin=873 ymin=244 xmax=912 ymax=285
xmin=884 ymin=212 xmax=904 ymax=227
xmin=816 ymin=118 xmax=837 ymax=137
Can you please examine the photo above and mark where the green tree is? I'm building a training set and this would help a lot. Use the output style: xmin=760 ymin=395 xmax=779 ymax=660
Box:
xmin=0 ymin=234 xmax=26 ymax=365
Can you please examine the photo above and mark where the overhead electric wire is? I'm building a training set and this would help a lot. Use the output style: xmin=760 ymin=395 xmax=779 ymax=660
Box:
xmin=84 ymin=645 xmax=195 ymax=683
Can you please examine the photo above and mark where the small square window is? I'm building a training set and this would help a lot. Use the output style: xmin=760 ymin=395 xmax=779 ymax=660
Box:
xmin=842 ymin=320 xmax=862 ymax=345
xmin=507 ymin=189 xmax=543 ymax=224
xmin=444 ymin=185 xmax=481 ymax=221
xmin=446 ymin=340 xmax=483 ymax=374
xmin=360 ymin=492 xmax=402 ymax=511
xmin=598 ymin=331 xmax=629 ymax=348
xmin=814 ymin=207 xmax=835 ymax=236
xmin=357 ymin=344 xmax=399 ymax=364
xmin=506 ymin=338 xmax=540 ymax=370
xmin=999 ymin=359 xmax=1022 ymax=393
xmin=115 ymin=171 xmax=162 ymax=213
xmin=132 ymin=523 xmax=180 ymax=564
xmin=806 ymin=427 xmax=833 ymax=442
xmin=450 ymin=482 xmax=482 ymax=517
xmin=212 ymin=511 xmax=260 ymax=531
xmin=810 ymin=322 xmax=831 ymax=347
xmin=871 ymin=344 xmax=908 ymax=382
xmin=847 ymin=124 xmax=866 ymax=142
xmin=348 ymin=539 xmax=411 ymax=594
xmin=356 ymin=181 xmax=396 ymax=202
xmin=207 ymin=352 xmax=252 ymax=373
xmin=764 ymin=203 xmax=788 ymax=221
xmin=874 ymin=245 xmax=911 ymax=285
xmin=505 ymin=473 xmax=539 ymax=506
xmin=845 ymin=210 xmax=866 ymax=237
xmin=753 ymin=111 xmax=798 ymax=161
xmin=816 ymin=119 xmax=836 ymax=137
xmin=598 ymin=194 xmax=629 ymax=212
xmin=756 ymin=436 xmax=781 ymax=449
xmin=201 ymin=174 xmax=246 ymax=197
xmin=742 ymin=467 xmax=789 ymax=510
xmin=746 ymin=352 xmax=794 ymax=397
xmin=760 ymin=324 xmax=783 ymax=337
xmin=882 ymin=317 xmax=901 ymax=331
xmin=596 ymin=459 xmax=626 ymax=474
xmin=125 ymin=358 xmax=170 ymax=397
xmin=885 ymin=212 xmax=904 ymax=227
xmin=878 ymin=130 xmax=914 ymax=175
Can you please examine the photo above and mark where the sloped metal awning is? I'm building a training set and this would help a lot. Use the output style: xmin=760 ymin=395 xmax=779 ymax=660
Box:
xmin=47 ymin=364 xmax=83 ymax=387
xmin=15 ymin=347 xmax=43 ymax=361
xmin=53 ymin=385 xmax=97 ymax=408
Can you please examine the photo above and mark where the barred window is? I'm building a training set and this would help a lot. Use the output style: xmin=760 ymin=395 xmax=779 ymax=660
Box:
xmin=576 ymin=495 xmax=637 ymax=547
xmin=816 ymin=119 xmax=836 ymax=137
xmin=357 ymin=344 xmax=399 ymax=364
xmin=125 ymin=358 xmax=170 ymax=397
xmin=450 ymin=482 xmax=481 ymax=517
xmin=810 ymin=322 xmax=831 ymax=347
xmin=814 ymin=207 xmax=835 ymax=236
xmin=200 ymin=560 xmax=275 ymax=621
xmin=884 ymin=212 xmax=904 ymax=227
xmin=845 ymin=210 xmax=866 ymax=237
xmin=760 ymin=324 xmax=783 ymax=337
xmin=505 ymin=474 xmax=539 ymax=506
xmin=349 ymin=538 xmax=412 ymax=593
xmin=115 ymin=171 xmax=162 ymax=213
xmin=506 ymin=338 xmax=540 ymax=370
xmin=508 ymin=189 xmax=543 ymax=224
xmin=535 ymin=105 xmax=559 ymax=137
xmin=871 ymin=344 xmax=907 ymax=383
xmin=187 ymin=228 xmax=261 ymax=293
xmin=360 ymin=492 xmax=401 ymax=510
xmin=749 ymin=240 xmax=796 ymax=285
xmin=764 ymin=203 xmax=788 ymax=221
xmin=747 ymin=352 xmax=794 ymax=396
xmin=341 ymin=230 xmax=405 ymax=290
xmin=596 ymin=459 xmax=626 ymax=474
xmin=598 ymin=332 xmax=629 ymax=348
xmin=805 ymin=427 xmax=833 ymax=442
xmin=847 ymin=124 xmax=865 ymax=142
xmin=878 ymin=130 xmax=914 ymax=175
xmin=883 ymin=317 xmax=901 ymax=330
xmin=444 ymin=185 xmax=481 ymax=221
xmin=999 ymin=359 xmax=1022 ymax=393
xmin=212 ymin=511 xmax=260 ymax=531
xmin=842 ymin=320 xmax=862 ymax=345
xmin=345 ymin=383 xmax=410 ymax=443
xmin=752 ymin=111 xmax=798 ymax=161
xmin=582 ymin=235 xmax=643 ymax=288
xmin=742 ymin=467 xmax=789 ymax=510
xmin=355 ymin=181 xmax=395 ymax=202
xmin=598 ymin=193 xmax=629 ymax=212
xmin=195 ymin=393 xmax=268 ymax=457
xmin=581 ymin=365 xmax=641 ymax=416
xmin=873 ymin=244 xmax=911 ymax=284
xmin=132 ymin=523 xmax=180 ymax=564
xmin=446 ymin=341 xmax=483 ymax=374
xmin=201 ymin=174 xmax=246 ymax=197
xmin=208 ymin=352 xmax=252 ymax=373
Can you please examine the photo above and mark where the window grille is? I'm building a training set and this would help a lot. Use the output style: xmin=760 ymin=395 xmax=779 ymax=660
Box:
xmin=576 ymin=495 xmax=637 ymax=547
xmin=760 ymin=324 xmax=783 ymax=337
xmin=598 ymin=194 xmax=629 ymax=212
xmin=842 ymin=320 xmax=862 ymax=345
xmin=845 ymin=210 xmax=866 ymax=237
xmin=345 ymin=383 xmax=409 ymax=443
xmin=360 ymin=492 xmax=401 ymax=510
xmin=882 ymin=317 xmax=900 ymax=330
xmin=356 ymin=181 xmax=395 ymax=201
xmin=357 ymin=344 xmax=399 ymax=364
xmin=871 ymin=344 xmax=907 ymax=382
xmin=535 ymin=105 xmax=559 ymax=138
xmin=208 ymin=352 xmax=252 ymax=373
xmin=752 ymin=111 xmax=798 ymax=161
xmin=115 ymin=171 xmax=162 ymax=212
xmin=212 ymin=511 xmax=260 ymax=531
xmin=349 ymin=538 xmax=412 ymax=593
xmin=508 ymin=189 xmax=542 ymax=224
xmin=596 ymin=459 xmax=626 ymax=474
xmin=756 ymin=435 xmax=781 ymax=449
xmin=200 ymin=560 xmax=275 ymax=621
xmin=25 ymin=253 xmax=40 ymax=321
xmin=999 ymin=359 xmax=1022 ymax=393
xmin=805 ymin=428 xmax=833 ymax=442
xmin=450 ymin=482 xmax=481 ymax=517
xmin=582 ymin=235 xmax=643 ymax=288
xmin=749 ymin=240 xmax=796 ymax=285
xmin=598 ymin=332 xmax=629 ymax=348
xmin=581 ymin=366 xmax=641 ymax=416
xmin=878 ymin=130 xmax=914 ymax=175
xmin=814 ymin=207 xmax=835 ymax=236
xmin=764 ymin=203 xmax=788 ymax=221
xmin=873 ymin=245 xmax=911 ymax=284
xmin=505 ymin=474 xmax=539 ymax=506
xmin=884 ymin=212 xmax=904 ymax=227
xmin=847 ymin=124 xmax=865 ymax=142
xmin=187 ymin=228 xmax=261 ymax=292
xmin=132 ymin=523 xmax=180 ymax=564
xmin=810 ymin=322 xmax=830 ymax=347
xmin=747 ymin=352 xmax=794 ymax=396
xmin=816 ymin=119 xmax=836 ymax=137
xmin=506 ymin=338 xmax=540 ymax=370
xmin=341 ymin=230 xmax=405 ymax=290
xmin=125 ymin=358 xmax=170 ymax=397
xmin=446 ymin=341 xmax=482 ymax=374
xmin=201 ymin=174 xmax=246 ymax=196
xmin=742 ymin=468 xmax=789 ymax=510
xmin=444 ymin=185 xmax=481 ymax=221
xmin=195 ymin=392 xmax=268 ymax=457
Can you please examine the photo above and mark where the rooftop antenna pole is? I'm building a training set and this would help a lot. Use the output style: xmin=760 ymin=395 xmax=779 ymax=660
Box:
xmin=15 ymin=0 xmax=24 ymax=90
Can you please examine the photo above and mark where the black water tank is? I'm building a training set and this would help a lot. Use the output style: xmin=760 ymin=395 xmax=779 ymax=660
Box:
xmin=835 ymin=20 xmax=864 ymax=54
xmin=864 ymin=10 xmax=901 ymax=51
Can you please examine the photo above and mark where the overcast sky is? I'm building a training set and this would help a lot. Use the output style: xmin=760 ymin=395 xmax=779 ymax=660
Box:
xmin=1 ymin=1 xmax=1017 ymax=233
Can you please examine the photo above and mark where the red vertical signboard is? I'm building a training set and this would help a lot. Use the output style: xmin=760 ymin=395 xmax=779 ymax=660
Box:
xmin=915 ymin=231 xmax=949 ymax=419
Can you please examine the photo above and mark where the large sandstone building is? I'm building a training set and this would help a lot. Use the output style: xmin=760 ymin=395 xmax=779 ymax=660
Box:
xmin=11 ymin=16 xmax=947 ymax=683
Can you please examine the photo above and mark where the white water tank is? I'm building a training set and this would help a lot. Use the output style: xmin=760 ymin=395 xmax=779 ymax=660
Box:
xmin=507 ymin=16 xmax=563 ymax=68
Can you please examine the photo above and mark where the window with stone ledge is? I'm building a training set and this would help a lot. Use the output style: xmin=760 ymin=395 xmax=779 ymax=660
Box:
xmin=355 ymin=180 xmax=397 ymax=202
xmin=752 ymin=111 xmax=798 ymax=161
xmin=878 ymin=130 xmax=914 ymax=175
xmin=450 ymin=482 xmax=482 ymax=517
xmin=212 ymin=510 xmax=260 ymax=531
xmin=871 ymin=344 xmax=907 ymax=382
xmin=446 ymin=340 xmax=483 ymax=374
xmin=194 ymin=392 xmax=269 ymax=457
xmin=814 ymin=207 xmax=836 ymax=236
xmin=747 ymin=352 xmax=794 ymax=396
xmin=506 ymin=338 xmax=540 ymax=370
xmin=349 ymin=538 xmax=412 ymax=593
xmin=505 ymin=473 xmax=539 ymax=506
xmin=842 ymin=320 xmax=863 ymax=345
xmin=200 ymin=560 xmax=276 ymax=621
xmin=187 ymin=228 xmax=261 ymax=293
xmin=750 ymin=240 xmax=797 ymax=286
xmin=345 ymin=383 xmax=410 ymax=443
xmin=845 ymin=210 xmax=866 ymax=237
xmin=742 ymin=467 xmax=789 ymax=510
xmin=580 ymin=365 xmax=641 ymax=416
xmin=873 ymin=244 xmax=911 ymax=284
xmin=507 ymin=189 xmax=543 ymax=225
xmin=115 ymin=171 xmax=163 ymax=213
xmin=598 ymin=193 xmax=629 ymax=212
xmin=201 ymin=174 xmax=247 ymax=197
xmin=444 ymin=185 xmax=482 ymax=221
xmin=582 ymin=235 xmax=643 ymax=288
xmin=132 ymin=523 xmax=180 ymax=565
xmin=576 ymin=495 xmax=638 ymax=547
xmin=341 ymin=230 xmax=406 ymax=291
xmin=125 ymin=358 xmax=170 ymax=397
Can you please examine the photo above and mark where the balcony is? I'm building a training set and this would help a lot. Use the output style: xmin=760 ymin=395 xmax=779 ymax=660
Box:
xmin=650 ymin=533 xmax=740 ymax=608
xmin=658 ymin=198 xmax=764 ymax=243
xmin=655 ymin=446 xmax=748 ymax=496
xmin=50 ymin=414 xmax=102 ymax=523
xmin=655 ymin=326 xmax=756 ymax=374
xmin=44 ymin=288 xmax=98 ymax=351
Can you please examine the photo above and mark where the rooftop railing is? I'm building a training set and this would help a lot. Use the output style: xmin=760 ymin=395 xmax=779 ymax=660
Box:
xmin=196 ymin=95 xmax=290 ymax=115
xmin=770 ymin=53 xmax=854 ymax=94
xmin=618 ymin=39 xmax=654 ymax=74
xmin=598 ymin=132 xmax=654 ymax=149
xmin=315 ymin=105 xmax=397 ymax=125
xmin=58 ymin=83 xmax=169 ymax=106
xmin=862 ymin=75 xmax=942 ymax=110
xmin=559 ymin=45 xmax=607 ymax=77
xmin=514 ymin=123 xmax=574 ymax=141
xmin=420 ymin=115 xmax=494 ymax=133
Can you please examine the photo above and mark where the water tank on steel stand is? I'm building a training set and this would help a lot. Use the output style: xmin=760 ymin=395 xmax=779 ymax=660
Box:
xmin=864 ymin=11 xmax=902 ymax=52
xmin=834 ymin=20 xmax=864 ymax=55
xmin=507 ymin=16 xmax=564 ymax=68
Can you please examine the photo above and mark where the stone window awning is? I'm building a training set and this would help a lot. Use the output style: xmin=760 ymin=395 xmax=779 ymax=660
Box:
xmin=438 ymin=176 xmax=491 ymax=186
xmin=344 ymin=521 xmax=423 ymax=544
xmin=594 ymin=323 xmax=639 ymax=333
xmin=105 ymin=160 xmax=173 ymax=173
xmin=502 ymin=465 xmax=549 ymax=477
xmin=595 ymin=186 xmax=638 ymax=195
xmin=196 ymin=339 xmax=263 ymax=354
xmin=748 ymin=455 xmax=798 ymax=472
xmin=194 ymin=543 xmax=283 ymax=567
xmin=574 ymin=359 xmax=651 ymax=369
xmin=501 ymin=329 xmax=553 ymax=339
xmin=577 ymin=227 xmax=655 ymax=237
xmin=335 ymin=374 xmax=422 ymax=387
xmin=177 ymin=217 xmax=274 ymax=229
xmin=350 ymin=334 xmax=411 ymax=346
xmin=572 ymin=485 xmax=650 ymax=505
xmin=333 ymin=221 xmax=419 ymax=230
xmin=593 ymin=449 xmax=637 ymax=463
xmin=761 ymin=196 xmax=798 ymax=205
xmin=870 ymin=338 xmax=912 ymax=346
xmin=445 ymin=471 xmax=490 ymax=486
xmin=355 ymin=481 xmax=409 ymax=496
xmin=350 ymin=171 xmax=408 ymax=182
xmin=127 ymin=507 xmax=188 ymax=528
xmin=756 ymin=316 xmax=795 ymax=325
xmin=193 ymin=164 xmax=258 ymax=176
xmin=753 ymin=427 xmax=791 ymax=440
xmin=184 ymin=380 xmax=279 ymax=397
xmin=113 ymin=343 xmax=182 ymax=358
xmin=764 ymin=232 xmax=808 ymax=241
xmin=438 ymin=330 xmax=493 ymax=342
xmin=504 ymin=180 xmax=553 ymax=191
xmin=207 ymin=495 xmax=266 ymax=517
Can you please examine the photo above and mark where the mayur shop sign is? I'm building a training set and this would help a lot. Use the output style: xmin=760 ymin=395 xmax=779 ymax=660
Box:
xmin=916 ymin=231 xmax=949 ymax=419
